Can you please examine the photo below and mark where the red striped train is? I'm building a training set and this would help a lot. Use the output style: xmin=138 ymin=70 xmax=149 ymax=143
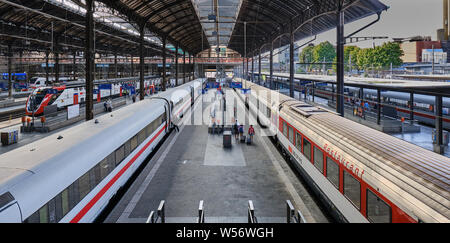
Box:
xmin=238 ymin=79 xmax=449 ymax=223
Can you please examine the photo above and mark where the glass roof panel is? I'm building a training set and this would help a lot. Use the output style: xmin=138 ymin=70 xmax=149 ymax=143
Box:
xmin=192 ymin=0 xmax=242 ymax=47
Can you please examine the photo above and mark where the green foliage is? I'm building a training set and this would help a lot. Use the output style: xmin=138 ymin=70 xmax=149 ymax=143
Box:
xmin=356 ymin=42 xmax=404 ymax=71
xmin=312 ymin=41 xmax=336 ymax=63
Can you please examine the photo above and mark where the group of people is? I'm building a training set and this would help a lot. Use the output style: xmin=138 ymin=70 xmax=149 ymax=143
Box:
xmin=233 ymin=120 xmax=255 ymax=143
xmin=103 ymin=98 xmax=113 ymax=112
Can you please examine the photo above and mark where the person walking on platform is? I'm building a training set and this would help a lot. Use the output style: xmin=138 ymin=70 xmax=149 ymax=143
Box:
xmin=238 ymin=124 xmax=244 ymax=140
xmin=248 ymin=125 xmax=255 ymax=143
xmin=212 ymin=121 xmax=217 ymax=135
xmin=233 ymin=120 xmax=239 ymax=140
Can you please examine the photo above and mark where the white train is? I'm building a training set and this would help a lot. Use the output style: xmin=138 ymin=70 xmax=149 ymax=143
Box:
xmin=0 ymin=78 xmax=205 ymax=223
xmin=237 ymin=79 xmax=449 ymax=223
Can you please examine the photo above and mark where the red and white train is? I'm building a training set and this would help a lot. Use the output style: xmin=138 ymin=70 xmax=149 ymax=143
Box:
xmin=238 ymin=79 xmax=449 ymax=223
xmin=0 ymin=78 xmax=205 ymax=223
xmin=25 ymin=76 xmax=161 ymax=116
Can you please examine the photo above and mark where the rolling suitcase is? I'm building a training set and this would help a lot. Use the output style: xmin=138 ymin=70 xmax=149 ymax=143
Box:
xmin=240 ymin=135 xmax=246 ymax=143
xmin=246 ymin=136 xmax=252 ymax=145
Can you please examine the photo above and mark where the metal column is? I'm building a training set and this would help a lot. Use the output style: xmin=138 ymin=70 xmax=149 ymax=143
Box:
xmin=251 ymin=53 xmax=254 ymax=82
xmin=434 ymin=95 xmax=444 ymax=154
xmin=130 ymin=55 xmax=134 ymax=77
xmin=258 ymin=49 xmax=261 ymax=85
xmin=183 ymin=51 xmax=186 ymax=84
xmin=54 ymin=48 xmax=59 ymax=83
xmin=162 ymin=37 xmax=167 ymax=91
xmin=7 ymin=44 xmax=12 ymax=98
xmin=45 ymin=50 xmax=49 ymax=84
xmin=336 ymin=2 xmax=345 ymax=116
xmin=85 ymin=0 xmax=94 ymax=121
xmin=139 ymin=25 xmax=145 ymax=101
xmin=270 ymin=44 xmax=273 ymax=90
xmin=289 ymin=22 xmax=294 ymax=98
xmin=189 ymin=54 xmax=191 ymax=81
xmin=73 ymin=51 xmax=77 ymax=80
xmin=175 ymin=45 xmax=179 ymax=86
xmin=114 ymin=52 xmax=118 ymax=78
xmin=409 ymin=92 xmax=414 ymax=124
xmin=377 ymin=89 xmax=381 ymax=125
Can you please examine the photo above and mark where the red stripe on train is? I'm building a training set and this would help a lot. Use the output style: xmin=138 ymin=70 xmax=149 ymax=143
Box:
xmin=70 ymin=124 xmax=167 ymax=223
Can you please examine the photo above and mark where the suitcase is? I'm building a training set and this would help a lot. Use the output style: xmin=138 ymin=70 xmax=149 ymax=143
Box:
xmin=240 ymin=135 xmax=246 ymax=143
xmin=246 ymin=136 xmax=252 ymax=145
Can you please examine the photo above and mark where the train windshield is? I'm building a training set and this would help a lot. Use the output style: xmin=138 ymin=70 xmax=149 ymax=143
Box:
xmin=30 ymin=89 xmax=50 ymax=110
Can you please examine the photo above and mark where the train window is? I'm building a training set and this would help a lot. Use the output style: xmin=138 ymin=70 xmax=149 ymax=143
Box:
xmin=124 ymin=140 xmax=131 ymax=158
xmin=138 ymin=129 xmax=146 ymax=145
xmin=313 ymin=146 xmax=324 ymax=173
xmin=326 ymin=157 xmax=339 ymax=189
xmin=303 ymin=138 xmax=311 ymax=161
xmin=288 ymin=126 xmax=294 ymax=145
xmin=130 ymin=135 xmax=138 ymax=151
xmin=54 ymin=194 xmax=63 ymax=222
xmin=367 ymin=189 xmax=391 ymax=223
xmin=78 ymin=171 xmax=91 ymax=200
xmin=343 ymin=171 xmax=361 ymax=210
xmin=47 ymin=198 xmax=57 ymax=223
xmin=25 ymin=211 xmax=40 ymax=223
xmin=68 ymin=181 xmax=80 ymax=211
xmin=146 ymin=123 xmax=153 ymax=137
xmin=295 ymin=132 xmax=302 ymax=151
xmin=107 ymin=152 xmax=116 ymax=170
xmin=100 ymin=158 xmax=110 ymax=180
xmin=90 ymin=164 xmax=101 ymax=189
xmin=115 ymin=145 xmax=125 ymax=166
xmin=283 ymin=122 xmax=288 ymax=137
xmin=39 ymin=204 xmax=49 ymax=223
xmin=61 ymin=189 xmax=69 ymax=217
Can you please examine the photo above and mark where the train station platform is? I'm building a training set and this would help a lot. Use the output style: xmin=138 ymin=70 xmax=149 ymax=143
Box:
xmin=105 ymin=88 xmax=329 ymax=223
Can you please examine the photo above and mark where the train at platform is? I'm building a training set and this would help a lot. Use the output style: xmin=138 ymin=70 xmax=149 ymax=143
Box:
xmin=25 ymin=76 xmax=161 ymax=116
xmin=0 ymin=78 xmax=205 ymax=223
xmin=237 ymin=79 xmax=449 ymax=223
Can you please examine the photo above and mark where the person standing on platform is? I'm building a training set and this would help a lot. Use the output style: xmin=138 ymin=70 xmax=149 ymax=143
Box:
xmin=248 ymin=125 xmax=255 ymax=143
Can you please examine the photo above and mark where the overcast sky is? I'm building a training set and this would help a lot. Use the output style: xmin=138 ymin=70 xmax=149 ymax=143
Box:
xmin=296 ymin=0 xmax=442 ymax=49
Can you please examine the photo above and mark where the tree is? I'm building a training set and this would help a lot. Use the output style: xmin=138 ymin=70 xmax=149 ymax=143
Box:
xmin=312 ymin=41 xmax=336 ymax=64
xmin=375 ymin=42 xmax=404 ymax=68
xmin=333 ymin=45 xmax=361 ymax=72
xmin=299 ymin=45 xmax=315 ymax=71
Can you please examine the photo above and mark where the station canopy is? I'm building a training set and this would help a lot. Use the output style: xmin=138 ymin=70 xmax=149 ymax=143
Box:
xmin=228 ymin=0 xmax=388 ymax=56
xmin=0 ymin=0 xmax=168 ymax=56
xmin=0 ymin=0 xmax=388 ymax=57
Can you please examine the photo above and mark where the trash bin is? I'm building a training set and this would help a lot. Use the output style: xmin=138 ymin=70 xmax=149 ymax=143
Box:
xmin=223 ymin=131 xmax=232 ymax=148
xmin=1 ymin=129 xmax=19 ymax=146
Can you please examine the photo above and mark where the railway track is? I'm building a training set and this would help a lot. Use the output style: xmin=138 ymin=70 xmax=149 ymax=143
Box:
xmin=0 ymin=110 xmax=25 ymax=123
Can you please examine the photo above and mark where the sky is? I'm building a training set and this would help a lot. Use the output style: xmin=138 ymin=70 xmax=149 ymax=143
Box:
xmin=296 ymin=0 xmax=442 ymax=49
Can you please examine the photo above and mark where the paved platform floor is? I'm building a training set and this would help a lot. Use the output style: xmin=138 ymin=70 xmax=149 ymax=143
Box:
xmin=105 ymin=88 xmax=329 ymax=223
